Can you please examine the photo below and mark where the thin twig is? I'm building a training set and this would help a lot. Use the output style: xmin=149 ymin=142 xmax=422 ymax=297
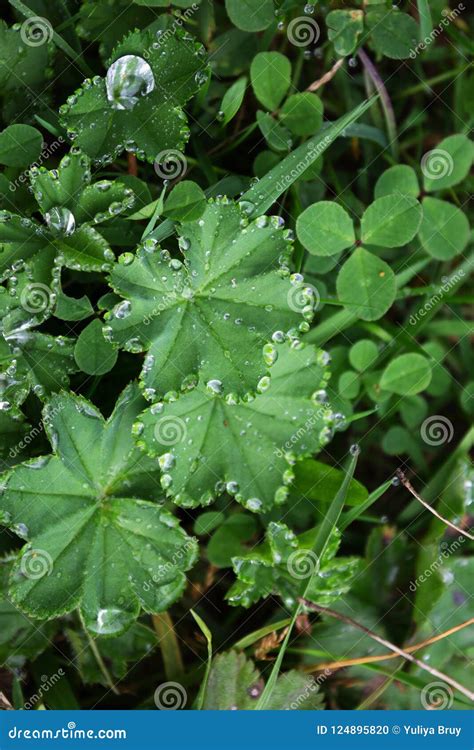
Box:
xmin=304 ymin=618 xmax=474 ymax=672
xmin=357 ymin=48 xmax=398 ymax=158
xmin=300 ymin=600 xmax=474 ymax=703
xmin=307 ymin=58 xmax=345 ymax=92
xmin=397 ymin=469 xmax=474 ymax=540
xmin=85 ymin=631 xmax=120 ymax=695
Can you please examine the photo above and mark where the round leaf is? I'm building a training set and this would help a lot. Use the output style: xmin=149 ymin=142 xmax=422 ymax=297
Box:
xmin=296 ymin=202 xmax=355 ymax=257
xmin=250 ymin=52 xmax=291 ymax=111
xmin=380 ymin=353 xmax=432 ymax=396
xmin=418 ymin=197 xmax=469 ymax=260
xmin=0 ymin=124 xmax=43 ymax=168
xmin=374 ymin=165 xmax=419 ymax=199
xmin=225 ymin=0 xmax=274 ymax=32
xmin=74 ymin=319 xmax=118 ymax=375
xmin=336 ymin=247 xmax=397 ymax=321
xmin=361 ymin=194 xmax=423 ymax=247
xmin=279 ymin=93 xmax=323 ymax=136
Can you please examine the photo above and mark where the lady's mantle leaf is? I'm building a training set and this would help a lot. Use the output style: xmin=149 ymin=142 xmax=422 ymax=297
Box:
xmin=105 ymin=198 xmax=313 ymax=399
xmin=134 ymin=342 xmax=336 ymax=513
xmin=202 ymin=650 xmax=323 ymax=710
xmin=227 ymin=522 xmax=360 ymax=608
xmin=60 ymin=28 xmax=209 ymax=164
xmin=0 ymin=384 xmax=197 ymax=636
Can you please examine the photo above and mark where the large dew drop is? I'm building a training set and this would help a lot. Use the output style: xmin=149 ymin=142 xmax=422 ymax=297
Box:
xmin=106 ymin=55 xmax=155 ymax=111
xmin=45 ymin=207 xmax=76 ymax=236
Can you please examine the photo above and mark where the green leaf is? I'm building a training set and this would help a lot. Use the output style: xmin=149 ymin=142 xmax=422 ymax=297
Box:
xmin=0 ymin=385 xmax=197 ymax=635
xmin=220 ymin=76 xmax=247 ymax=125
xmin=0 ymin=564 xmax=56 ymax=668
xmin=361 ymin=194 xmax=423 ymax=247
xmin=60 ymin=28 xmax=208 ymax=164
xmin=202 ymin=650 xmax=323 ymax=710
xmin=193 ymin=511 xmax=225 ymax=536
xmin=279 ymin=93 xmax=323 ymax=136
xmin=0 ymin=124 xmax=43 ymax=167
xmin=250 ymin=52 xmax=291 ymax=111
xmin=207 ymin=514 xmax=257 ymax=568
xmin=227 ymin=522 xmax=360 ymax=608
xmin=290 ymin=459 xmax=368 ymax=508
xmin=66 ymin=622 xmax=158 ymax=686
xmin=366 ymin=9 xmax=420 ymax=60
xmin=55 ymin=289 xmax=94 ymax=323
xmin=336 ymin=247 xmax=397 ymax=321
xmin=163 ymin=181 xmax=206 ymax=222
xmin=225 ymin=0 xmax=274 ymax=32
xmin=241 ymin=98 xmax=376 ymax=217
xmin=418 ymin=197 xmax=470 ymax=260
xmin=380 ymin=353 xmax=432 ymax=396
xmin=349 ymin=339 xmax=379 ymax=372
xmin=0 ymin=331 xmax=77 ymax=406
xmin=105 ymin=198 xmax=308 ymax=399
xmin=135 ymin=342 xmax=335 ymax=513
xmin=374 ymin=165 xmax=420 ymax=199
xmin=256 ymin=110 xmax=292 ymax=152
xmin=74 ymin=319 xmax=118 ymax=376
xmin=296 ymin=201 xmax=355 ymax=257
xmin=326 ymin=10 xmax=364 ymax=56
xmin=422 ymin=134 xmax=473 ymax=192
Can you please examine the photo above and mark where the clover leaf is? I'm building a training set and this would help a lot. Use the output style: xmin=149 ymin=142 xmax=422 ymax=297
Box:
xmin=0 ymin=384 xmax=198 ymax=635
xmin=60 ymin=28 xmax=209 ymax=164
xmin=105 ymin=198 xmax=313 ymax=399
xmin=227 ymin=522 xmax=360 ymax=608
xmin=134 ymin=342 xmax=336 ymax=513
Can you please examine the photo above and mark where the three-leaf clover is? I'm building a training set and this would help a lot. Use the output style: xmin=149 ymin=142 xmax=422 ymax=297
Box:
xmin=60 ymin=27 xmax=209 ymax=164
xmin=134 ymin=342 xmax=336 ymax=513
xmin=374 ymin=134 xmax=472 ymax=260
xmin=105 ymin=198 xmax=314 ymax=399
xmin=227 ymin=522 xmax=360 ymax=608
xmin=297 ymin=193 xmax=423 ymax=321
xmin=0 ymin=384 xmax=197 ymax=635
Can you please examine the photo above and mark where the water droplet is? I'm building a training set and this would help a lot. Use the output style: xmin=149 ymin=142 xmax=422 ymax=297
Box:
xmin=44 ymin=207 xmax=76 ymax=236
xmin=106 ymin=55 xmax=155 ymax=111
